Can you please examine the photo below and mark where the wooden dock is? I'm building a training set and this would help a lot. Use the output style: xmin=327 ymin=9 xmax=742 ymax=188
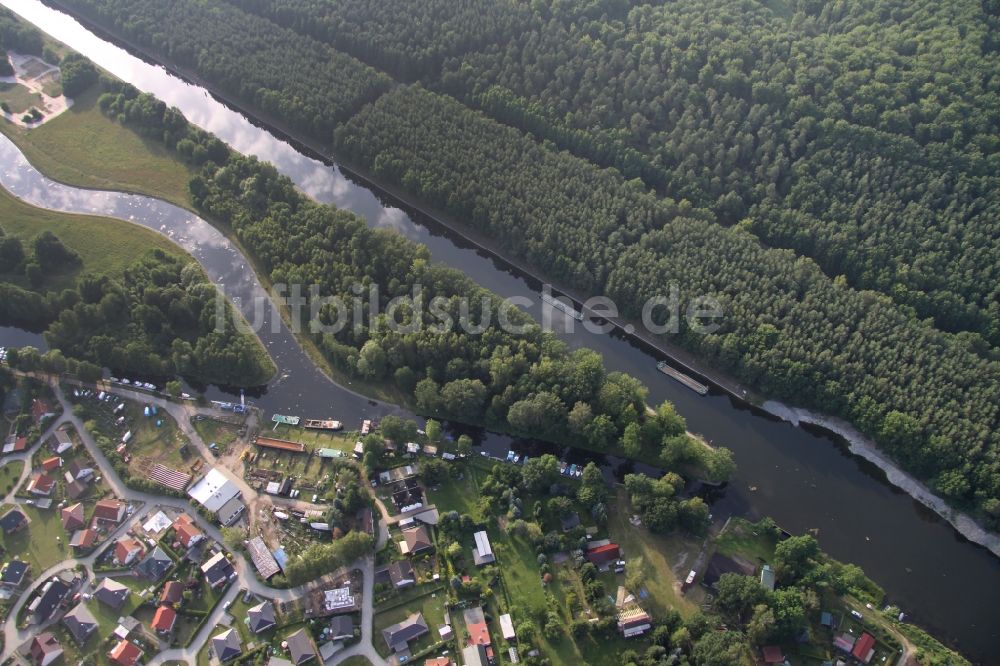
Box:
xmin=657 ymin=361 xmax=709 ymax=395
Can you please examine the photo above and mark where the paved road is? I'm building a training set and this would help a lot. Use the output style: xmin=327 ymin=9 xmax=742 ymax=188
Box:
xmin=0 ymin=377 xmax=386 ymax=665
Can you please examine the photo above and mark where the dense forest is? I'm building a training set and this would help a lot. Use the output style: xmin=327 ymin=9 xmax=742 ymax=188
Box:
xmin=0 ymin=240 xmax=275 ymax=386
xmin=97 ymin=80 xmax=734 ymax=479
xmin=336 ymin=85 xmax=1000 ymax=524
xmin=58 ymin=0 xmax=1000 ymax=526
xmin=64 ymin=0 xmax=390 ymax=134
xmin=225 ymin=0 xmax=533 ymax=81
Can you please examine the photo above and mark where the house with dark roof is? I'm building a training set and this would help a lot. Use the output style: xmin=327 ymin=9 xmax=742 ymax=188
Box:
xmin=29 ymin=632 xmax=63 ymax=666
xmin=285 ymin=628 xmax=317 ymax=664
xmin=401 ymin=525 xmax=433 ymax=555
xmin=93 ymin=499 xmax=127 ymax=524
xmin=560 ymin=512 xmax=581 ymax=532
xmin=382 ymin=612 xmax=429 ymax=653
xmin=65 ymin=480 xmax=87 ymax=500
xmin=160 ymin=580 xmax=184 ymax=605
xmin=385 ymin=560 xmax=415 ymax=589
xmin=0 ymin=560 xmax=29 ymax=589
xmin=247 ymin=600 xmax=277 ymax=634
xmin=201 ymin=552 xmax=237 ymax=588
xmin=67 ymin=459 xmax=93 ymax=481
xmin=70 ymin=529 xmax=97 ymax=550
xmin=61 ymin=503 xmax=86 ymax=531
xmin=0 ymin=508 xmax=28 ymax=534
xmin=136 ymin=546 xmax=172 ymax=581
xmin=26 ymin=472 xmax=55 ymax=496
xmin=114 ymin=537 xmax=145 ymax=566
xmin=213 ymin=628 xmax=243 ymax=662
xmin=53 ymin=429 xmax=74 ymax=454
xmin=151 ymin=605 xmax=177 ymax=634
xmin=108 ymin=639 xmax=143 ymax=666
xmin=329 ymin=615 xmax=355 ymax=641
xmin=62 ymin=603 xmax=99 ymax=645
xmin=95 ymin=578 xmax=130 ymax=611
xmin=29 ymin=578 xmax=72 ymax=624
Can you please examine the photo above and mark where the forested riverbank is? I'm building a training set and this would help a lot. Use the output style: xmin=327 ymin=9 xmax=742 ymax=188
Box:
xmin=52 ymin=0 xmax=1000 ymax=534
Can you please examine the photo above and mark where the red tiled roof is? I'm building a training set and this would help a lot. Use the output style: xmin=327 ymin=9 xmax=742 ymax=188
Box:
xmin=41 ymin=456 xmax=61 ymax=472
xmin=28 ymin=472 xmax=55 ymax=494
xmin=12 ymin=437 xmax=28 ymax=452
xmin=109 ymin=639 xmax=142 ymax=666
xmin=173 ymin=515 xmax=202 ymax=548
xmin=71 ymin=529 xmax=97 ymax=548
xmin=151 ymin=605 xmax=176 ymax=631
xmin=852 ymin=633 xmax=876 ymax=662
xmin=586 ymin=543 xmax=620 ymax=564
xmin=160 ymin=580 xmax=184 ymax=604
xmin=467 ymin=621 xmax=491 ymax=646
xmin=94 ymin=499 xmax=125 ymax=521
xmin=115 ymin=538 xmax=143 ymax=564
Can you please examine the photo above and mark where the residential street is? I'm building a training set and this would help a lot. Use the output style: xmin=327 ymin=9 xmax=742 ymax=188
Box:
xmin=0 ymin=379 xmax=384 ymax=665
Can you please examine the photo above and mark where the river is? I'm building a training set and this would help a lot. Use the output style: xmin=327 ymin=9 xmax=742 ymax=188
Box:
xmin=3 ymin=0 xmax=999 ymax=659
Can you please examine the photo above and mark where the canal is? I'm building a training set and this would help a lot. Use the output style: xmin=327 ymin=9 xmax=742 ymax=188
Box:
xmin=2 ymin=0 xmax=998 ymax=659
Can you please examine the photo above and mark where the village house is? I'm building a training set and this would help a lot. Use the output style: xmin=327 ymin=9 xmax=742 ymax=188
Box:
xmin=202 ymin=551 xmax=237 ymax=588
xmin=95 ymin=577 xmax=131 ymax=611
xmin=29 ymin=632 xmax=63 ymax=666
xmin=62 ymin=603 xmax=99 ymax=645
xmin=151 ymin=605 xmax=177 ymax=635
xmin=108 ymin=639 xmax=143 ymax=666
xmin=93 ymin=499 xmax=128 ymax=525
xmin=114 ymin=537 xmax=145 ymax=566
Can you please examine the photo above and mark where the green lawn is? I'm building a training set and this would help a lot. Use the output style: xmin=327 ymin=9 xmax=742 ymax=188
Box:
xmin=372 ymin=589 xmax=450 ymax=658
xmin=0 ymin=82 xmax=44 ymax=114
xmin=607 ymin=488 xmax=699 ymax=619
xmin=0 ymin=502 xmax=72 ymax=573
xmin=191 ymin=416 xmax=240 ymax=451
xmin=425 ymin=462 xmax=482 ymax=519
xmin=0 ymin=460 xmax=25 ymax=495
xmin=0 ymin=85 xmax=195 ymax=209
xmin=0 ymin=186 xmax=186 ymax=292
xmin=123 ymin=400 xmax=204 ymax=481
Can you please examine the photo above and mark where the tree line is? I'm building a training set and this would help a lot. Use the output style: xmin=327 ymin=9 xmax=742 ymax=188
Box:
xmin=0 ymin=224 xmax=274 ymax=387
xmin=224 ymin=0 xmax=533 ymax=82
xmin=65 ymin=0 xmax=391 ymax=136
xmin=95 ymin=80 xmax=734 ymax=479
xmin=334 ymin=85 xmax=1000 ymax=526
xmin=60 ymin=0 xmax=1000 ymax=524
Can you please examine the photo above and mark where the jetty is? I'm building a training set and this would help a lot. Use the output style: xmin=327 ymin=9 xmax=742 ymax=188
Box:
xmin=541 ymin=292 xmax=584 ymax=321
xmin=304 ymin=419 xmax=343 ymax=431
xmin=271 ymin=414 xmax=300 ymax=426
xmin=656 ymin=361 xmax=709 ymax=395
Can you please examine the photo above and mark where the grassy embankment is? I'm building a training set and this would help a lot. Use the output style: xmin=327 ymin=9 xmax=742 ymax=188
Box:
xmin=0 ymin=85 xmax=193 ymax=209
xmin=0 ymin=82 xmax=44 ymax=114
xmin=0 ymin=186 xmax=185 ymax=293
